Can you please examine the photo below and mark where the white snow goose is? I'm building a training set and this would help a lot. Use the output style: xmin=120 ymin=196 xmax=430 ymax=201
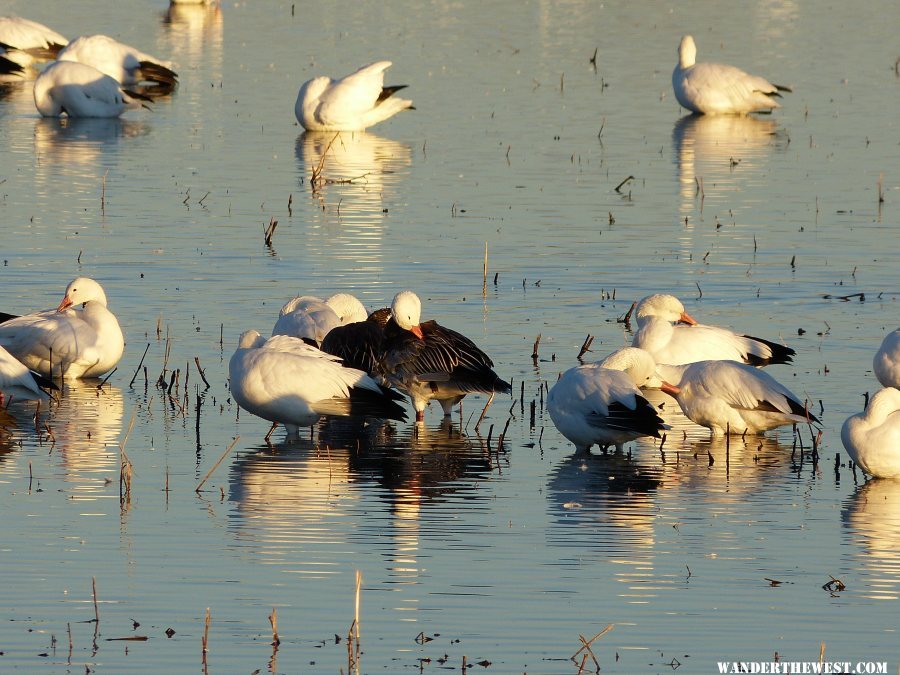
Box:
xmin=295 ymin=61 xmax=413 ymax=132
xmin=657 ymin=360 xmax=818 ymax=436
xmin=548 ymin=347 xmax=669 ymax=453
xmin=0 ymin=16 xmax=67 ymax=60
xmin=631 ymin=293 xmax=794 ymax=367
xmin=58 ymin=34 xmax=177 ymax=96
xmin=228 ymin=330 xmax=405 ymax=439
xmin=34 ymin=60 xmax=151 ymax=118
xmin=673 ymin=35 xmax=791 ymax=115
xmin=381 ymin=291 xmax=510 ymax=421
xmin=271 ymin=293 xmax=367 ymax=346
xmin=841 ymin=387 xmax=900 ymax=478
xmin=0 ymin=277 xmax=124 ymax=379
xmin=0 ymin=344 xmax=57 ymax=405
xmin=874 ymin=328 xmax=900 ymax=389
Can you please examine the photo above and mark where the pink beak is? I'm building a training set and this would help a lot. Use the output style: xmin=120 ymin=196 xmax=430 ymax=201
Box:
xmin=56 ymin=296 xmax=73 ymax=313
xmin=660 ymin=381 xmax=681 ymax=397
xmin=410 ymin=324 xmax=424 ymax=340
xmin=679 ymin=311 xmax=697 ymax=326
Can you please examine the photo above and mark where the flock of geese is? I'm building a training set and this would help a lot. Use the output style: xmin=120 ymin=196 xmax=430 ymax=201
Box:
xmin=0 ymin=277 xmax=897 ymax=479
xmin=4 ymin=12 xmax=782 ymax=124
xmin=0 ymin=13 xmax=895 ymax=479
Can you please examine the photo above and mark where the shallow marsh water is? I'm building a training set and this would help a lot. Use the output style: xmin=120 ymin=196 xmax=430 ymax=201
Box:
xmin=1 ymin=0 xmax=899 ymax=672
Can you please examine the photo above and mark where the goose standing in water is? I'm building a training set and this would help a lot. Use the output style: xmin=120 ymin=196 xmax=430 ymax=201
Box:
xmin=229 ymin=330 xmax=404 ymax=438
xmin=672 ymin=35 xmax=790 ymax=115
xmin=33 ymin=60 xmax=150 ymax=117
xmin=0 ymin=277 xmax=124 ymax=379
xmin=658 ymin=360 xmax=817 ymax=436
xmin=841 ymin=387 xmax=900 ymax=478
xmin=381 ymin=291 xmax=510 ymax=422
xmin=295 ymin=61 xmax=413 ymax=132
xmin=58 ymin=34 xmax=178 ymax=96
xmin=548 ymin=347 xmax=668 ymax=453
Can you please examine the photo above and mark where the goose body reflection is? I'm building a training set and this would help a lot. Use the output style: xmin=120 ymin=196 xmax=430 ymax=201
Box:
xmin=547 ymin=347 xmax=668 ymax=453
xmin=874 ymin=328 xmax=900 ymax=389
xmin=843 ymin=479 xmax=900 ymax=600
xmin=673 ymin=35 xmax=790 ymax=115
xmin=0 ymin=277 xmax=124 ymax=379
xmin=658 ymin=360 xmax=818 ymax=436
xmin=632 ymin=294 xmax=794 ymax=367
xmin=33 ymin=60 xmax=148 ymax=118
xmin=841 ymin=387 xmax=900 ymax=478
xmin=295 ymin=61 xmax=413 ymax=132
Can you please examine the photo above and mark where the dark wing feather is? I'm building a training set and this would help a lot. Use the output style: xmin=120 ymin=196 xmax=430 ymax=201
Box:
xmin=588 ymin=396 xmax=667 ymax=438
xmin=320 ymin=319 xmax=386 ymax=376
xmin=742 ymin=334 xmax=795 ymax=366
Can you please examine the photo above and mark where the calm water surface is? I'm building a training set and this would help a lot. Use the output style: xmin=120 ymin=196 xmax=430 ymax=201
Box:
xmin=1 ymin=0 xmax=899 ymax=672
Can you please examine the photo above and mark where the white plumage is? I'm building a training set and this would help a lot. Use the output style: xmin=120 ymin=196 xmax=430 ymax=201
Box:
xmin=632 ymin=294 xmax=794 ymax=368
xmin=33 ymin=60 xmax=147 ymax=118
xmin=0 ymin=16 xmax=67 ymax=54
xmin=874 ymin=328 xmax=900 ymax=389
xmin=658 ymin=360 xmax=817 ymax=436
xmin=0 ymin=345 xmax=50 ymax=404
xmin=548 ymin=347 xmax=668 ymax=452
xmin=0 ymin=277 xmax=124 ymax=379
xmin=841 ymin=387 xmax=900 ymax=479
xmin=58 ymin=34 xmax=177 ymax=94
xmin=672 ymin=35 xmax=790 ymax=115
xmin=295 ymin=61 xmax=413 ymax=132
xmin=229 ymin=330 xmax=389 ymax=436
xmin=271 ymin=293 xmax=367 ymax=346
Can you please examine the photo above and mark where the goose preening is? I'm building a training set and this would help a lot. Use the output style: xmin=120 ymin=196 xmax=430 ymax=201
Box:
xmin=34 ymin=60 xmax=151 ymax=117
xmin=0 ymin=277 xmax=124 ymax=379
xmin=632 ymin=294 xmax=794 ymax=367
xmin=271 ymin=293 xmax=368 ymax=346
xmin=672 ymin=35 xmax=791 ymax=115
xmin=658 ymin=360 xmax=818 ymax=436
xmin=0 ymin=16 xmax=67 ymax=59
xmin=380 ymin=291 xmax=510 ymax=421
xmin=841 ymin=387 xmax=900 ymax=479
xmin=548 ymin=347 xmax=669 ymax=453
xmin=295 ymin=61 xmax=413 ymax=132
xmin=228 ymin=330 xmax=406 ymax=438
xmin=58 ymin=34 xmax=178 ymax=96
xmin=874 ymin=328 xmax=900 ymax=389
xmin=0 ymin=344 xmax=56 ymax=405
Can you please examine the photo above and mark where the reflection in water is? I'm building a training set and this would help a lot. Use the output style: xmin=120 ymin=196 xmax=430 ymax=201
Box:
xmin=673 ymin=114 xmax=784 ymax=221
xmin=159 ymin=3 xmax=224 ymax=67
xmin=295 ymin=131 xmax=414 ymax=289
xmin=33 ymin=117 xmax=151 ymax=168
xmin=843 ymin=479 xmax=900 ymax=600
xmin=228 ymin=417 xmax=493 ymax=584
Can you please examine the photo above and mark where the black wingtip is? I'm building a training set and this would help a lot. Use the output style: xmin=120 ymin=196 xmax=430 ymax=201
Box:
xmin=0 ymin=311 xmax=20 ymax=324
xmin=377 ymin=84 xmax=408 ymax=103
xmin=0 ymin=55 xmax=25 ymax=76
xmin=743 ymin=335 xmax=795 ymax=367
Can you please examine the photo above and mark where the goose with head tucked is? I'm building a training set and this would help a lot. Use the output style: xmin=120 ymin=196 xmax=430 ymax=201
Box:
xmin=58 ymin=34 xmax=177 ymax=96
xmin=548 ymin=347 xmax=669 ymax=453
xmin=632 ymin=293 xmax=794 ymax=367
xmin=33 ymin=60 xmax=150 ymax=118
xmin=658 ymin=360 xmax=818 ymax=436
xmin=271 ymin=293 xmax=367 ymax=346
xmin=0 ymin=277 xmax=124 ymax=379
xmin=874 ymin=328 xmax=900 ymax=389
xmin=381 ymin=290 xmax=511 ymax=422
xmin=673 ymin=35 xmax=791 ymax=115
xmin=295 ymin=61 xmax=413 ymax=132
xmin=841 ymin=387 xmax=900 ymax=479
xmin=229 ymin=330 xmax=405 ymax=438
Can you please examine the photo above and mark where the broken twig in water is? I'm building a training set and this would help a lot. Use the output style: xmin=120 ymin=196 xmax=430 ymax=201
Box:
xmin=195 ymin=437 xmax=240 ymax=492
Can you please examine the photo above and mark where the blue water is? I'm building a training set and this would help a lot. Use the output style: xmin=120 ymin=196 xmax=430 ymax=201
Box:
xmin=1 ymin=0 xmax=899 ymax=672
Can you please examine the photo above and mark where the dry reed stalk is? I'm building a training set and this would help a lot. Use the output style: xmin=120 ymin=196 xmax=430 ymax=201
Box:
xmin=269 ymin=608 xmax=280 ymax=646
xmin=129 ymin=343 xmax=151 ymax=387
xmin=482 ymin=242 xmax=488 ymax=297
xmin=119 ymin=409 xmax=137 ymax=506
xmin=92 ymin=577 xmax=100 ymax=623
xmin=195 ymin=437 xmax=240 ymax=492
xmin=194 ymin=357 xmax=211 ymax=388
xmin=474 ymin=392 xmax=495 ymax=434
